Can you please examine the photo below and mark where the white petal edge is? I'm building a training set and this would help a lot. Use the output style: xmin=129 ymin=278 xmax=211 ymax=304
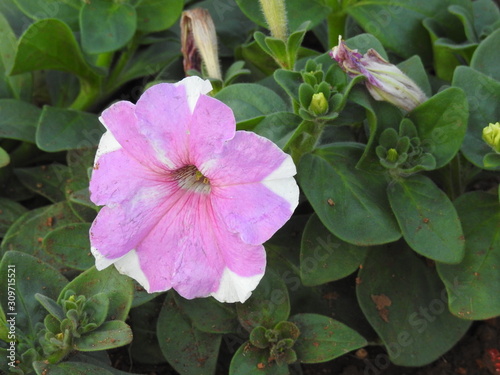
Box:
xmin=94 ymin=129 xmax=122 ymax=163
xmin=261 ymin=155 xmax=300 ymax=212
xmin=210 ymin=268 xmax=265 ymax=303
xmin=113 ymin=249 xmax=151 ymax=292
xmin=91 ymin=247 xmax=151 ymax=292
xmin=174 ymin=76 xmax=213 ymax=113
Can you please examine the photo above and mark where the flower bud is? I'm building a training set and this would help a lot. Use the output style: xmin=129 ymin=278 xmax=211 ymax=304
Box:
xmin=181 ymin=8 xmax=222 ymax=80
xmin=386 ymin=148 xmax=399 ymax=163
xmin=330 ymin=36 xmax=427 ymax=112
xmin=259 ymin=0 xmax=288 ymax=41
xmin=482 ymin=122 xmax=500 ymax=153
xmin=308 ymin=92 xmax=328 ymax=115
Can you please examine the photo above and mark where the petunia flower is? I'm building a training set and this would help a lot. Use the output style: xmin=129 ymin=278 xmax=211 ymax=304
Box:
xmin=330 ymin=36 xmax=427 ymax=112
xmin=89 ymin=76 xmax=299 ymax=303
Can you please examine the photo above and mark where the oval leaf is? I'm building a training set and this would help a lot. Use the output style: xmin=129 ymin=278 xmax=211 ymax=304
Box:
xmin=80 ymin=0 xmax=137 ymax=54
xmin=408 ymin=87 xmax=468 ymax=169
xmin=298 ymin=143 xmax=401 ymax=245
xmin=300 ymin=214 xmax=368 ymax=286
xmin=135 ymin=0 xmax=183 ymax=32
xmin=357 ymin=243 xmax=472 ymax=366
xmin=157 ymin=292 xmax=221 ymax=375
xmin=42 ymin=223 xmax=94 ymax=271
xmin=387 ymin=174 xmax=465 ymax=264
xmin=236 ymin=269 xmax=290 ymax=332
xmin=229 ymin=342 xmax=289 ymax=375
xmin=289 ymin=313 xmax=366 ymax=363
xmin=437 ymin=192 xmax=500 ymax=320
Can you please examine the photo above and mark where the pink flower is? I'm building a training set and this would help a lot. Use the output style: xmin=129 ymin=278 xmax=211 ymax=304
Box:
xmin=89 ymin=77 xmax=299 ymax=303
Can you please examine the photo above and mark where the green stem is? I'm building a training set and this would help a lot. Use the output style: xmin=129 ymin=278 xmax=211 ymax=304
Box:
xmin=105 ymin=34 xmax=142 ymax=95
xmin=325 ymin=0 xmax=347 ymax=48
xmin=69 ymin=78 xmax=101 ymax=111
xmin=442 ymin=154 xmax=463 ymax=201
xmin=284 ymin=120 xmax=326 ymax=163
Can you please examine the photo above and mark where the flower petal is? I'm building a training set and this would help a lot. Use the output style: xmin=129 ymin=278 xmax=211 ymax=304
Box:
xmin=106 ymin=191 xmax=266 ymax=302
xmin=189 ymin=94 xmax=236 ymax=165
xmin=202 ymin=131 xmax=293 ymax=185
xmin=99 ymin=100 xmax=174 ymax=169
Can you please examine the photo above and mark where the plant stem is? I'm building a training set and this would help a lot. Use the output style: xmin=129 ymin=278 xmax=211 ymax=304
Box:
xmin=325 ymin=0 xmax=347 ymax=48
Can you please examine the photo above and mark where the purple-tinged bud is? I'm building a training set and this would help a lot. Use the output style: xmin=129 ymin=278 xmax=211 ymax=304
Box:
xmin=330 ymin=37 xmax=427 ymax=112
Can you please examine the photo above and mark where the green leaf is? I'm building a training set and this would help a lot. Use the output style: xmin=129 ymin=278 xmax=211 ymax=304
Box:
xmin=14 ymin=164 xmax=70 ymax=203
xmin=235 ymin=0 xmax=328 ymax=31
xmin=387 ymin=174 xmax=465 ymax=264
xmin=422 ymin=18 xmax=467 ymax=81
xmin=408 ymin=87 xmax=468 ymax=169
xmin=0 ymin=197 xmax=27 ymax=237
xmin=0 ymin=147 xmax=9 ymax=168
xmin=1 ymin=202 xmax=81 ymax=266
xmin=300 ymin=214 xmax=368 ymax=286
xmin=135 ymin=0 xmax=182 ymax=32
xmin=472 ymin=0 xmax=500 ymax=38
xmin=58 ymin=266 xmax=134 ymax=322
xmin=289 ymin=313 xmax=366 ymax=363
xmin=229 ymin=342 xmax=289 ymax=375
xmin=437 ymin=192 xmax=500 ymax=320
xmin=80 ymin=0 xmax=137 ymax=54
xmin=157 ymin=292 xmax=221 ymax=375
xmin=0 ymin=99 xmax=41 ymax=142
xmin=345 ymin=33 xmax=389 ymax=60
xmin=0 ymin=251 xmax=67 ymax=341
xmin=452 ymin=66 xmax=500 ymax=170
xmin=33 ymin=361 xmax=115 ymax=375
xmin=0 ymin=12 xmax=32 ymax=100
xmin=74 ymin=321 xmax=132 ymax=351
xmin=10 ymin=19 xmax=101 ymax=82
xmin=215 ymin=83 xmax=287 ymax=124
xmin=129 ymin=298 xmax=165 ymax=364
xmin=42 ymin=223 xmax=94 ymax=271
xmin=357 ymin=243 xmax=472 ymax=366
xmin=471 ymin=28 xmax=500 ymax=80
xmin=397 ymin=55 xmax=432 ymax=98
xmin=298 ymin=143 xmax=401 ymax=245
xmin=35 ymin=293 xmax=64 ymax=321
xmin=346 ymin=0 xmax=470 ymax=64
xmin=236 ymin=269 xmax=290 ymax=332
xmin=174 ymin=294 xmax=239 ymax=334
xmin=274 ymin=69 xmax=302 ymax=102
xmin=12 ymin=0 xmax=82 ymax=30
xmin=36 ymin=106 xmax=104 ymax=152
xmin=251 ymin=112 xmax=302 ymax=150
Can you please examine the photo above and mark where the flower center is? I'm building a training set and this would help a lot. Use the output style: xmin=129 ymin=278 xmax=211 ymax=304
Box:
xmin=172 ymin=165 xmax=211 ymax=193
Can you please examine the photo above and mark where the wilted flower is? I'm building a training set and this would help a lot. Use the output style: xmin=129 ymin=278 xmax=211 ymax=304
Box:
xmin=330 ymin=36 xmax=427 ymax=111
xmin=89 ymin=77 xmax=299 ymax=303
xmin=482 ymin=122 xmax=500 ymax=153
xmin=181 ymin=8 xmax=222 ymax=80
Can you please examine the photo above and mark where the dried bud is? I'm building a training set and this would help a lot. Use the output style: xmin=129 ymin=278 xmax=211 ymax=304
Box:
xmin=330 ymin=36 xmax=427 ymax=112
xmin=181 ymin=8 xmax=222 ymax=80
xmin=483 ymin=122 xmax=500 ymax=153
xmin=259 ymin=0 xmax=288 ymax=41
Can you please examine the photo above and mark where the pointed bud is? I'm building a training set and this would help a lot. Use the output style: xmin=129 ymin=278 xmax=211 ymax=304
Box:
xmin=483 ymin=122 xmax=500 ymax=153
xmin=181 ymin=8 xmax=222 ymax=80
xmin=330 ymin=36 xmax=427 ymax=112
xmin=259 ymin=0 xmax=288 ymax=41
xmin=308 ymin=92 xmax=328 ymax=115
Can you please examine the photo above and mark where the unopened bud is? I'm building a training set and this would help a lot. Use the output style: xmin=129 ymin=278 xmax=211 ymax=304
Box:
xmin=330 ymin=36 xmax=427 ymax=112
xmin=386 ymin=148 xmax=399 ymax=163
xmin=308 ymin=92 xmax=328 ymax=115
xmin=181 ymin=8 xmax=222 ymax=80
xmin=483 ymin=122 xmax=500 ymax=153
xmin=259 ymin=0 xmax=288 ymax=41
